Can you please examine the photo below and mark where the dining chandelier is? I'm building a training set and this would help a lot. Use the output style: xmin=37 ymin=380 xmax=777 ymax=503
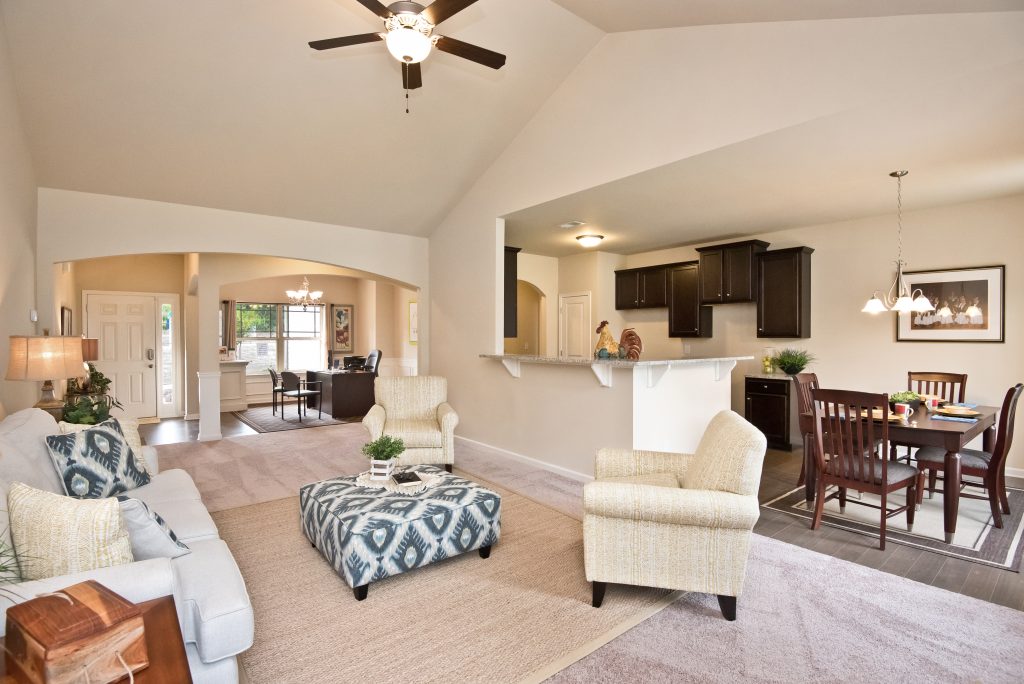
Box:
xmin=861 ymin=170 xmax=935 ymax=315
xmin=286 ymin=276 xmax=323 ymax=310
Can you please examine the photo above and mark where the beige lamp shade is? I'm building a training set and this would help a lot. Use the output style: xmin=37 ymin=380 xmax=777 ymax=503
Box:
xmin=81 ymin=337 xmax=100 ymax=362
xmin=6 ymin=336 xmax=86 ymax=381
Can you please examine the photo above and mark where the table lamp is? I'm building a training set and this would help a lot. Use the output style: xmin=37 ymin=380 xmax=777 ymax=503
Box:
xmin=6 ymin=336 xmax=85 ymax=419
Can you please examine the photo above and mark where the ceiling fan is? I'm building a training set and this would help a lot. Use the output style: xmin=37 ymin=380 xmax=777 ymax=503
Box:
xmin=309 ymin=0 xmax=506 ymax=94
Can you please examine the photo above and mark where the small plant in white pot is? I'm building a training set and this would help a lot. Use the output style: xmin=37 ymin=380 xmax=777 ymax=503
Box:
xmin=362 ymin=435 xmax=405 ymax=481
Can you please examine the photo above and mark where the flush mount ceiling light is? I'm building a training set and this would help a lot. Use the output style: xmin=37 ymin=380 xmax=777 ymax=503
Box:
xmin=576 ymin=235 xmax=604 ymax=248
xmin=286 ymin=276 xmax=324 ymax=310
xmin=560 ymin=220 xmax=586 ymax=230
xmin=861 ymin=170 xmax=935 ymax=316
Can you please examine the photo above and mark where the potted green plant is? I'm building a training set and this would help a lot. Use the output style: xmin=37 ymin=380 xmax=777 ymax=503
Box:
xmin=889 ymin=390 xmax=922 ymax=412
xmin=772 ymin=348 xmax=815 ymax=375
xmin=63 ymin=363 xmax=124 ymax=425
xmin=362 ymin=435 xmax=405 ymax=481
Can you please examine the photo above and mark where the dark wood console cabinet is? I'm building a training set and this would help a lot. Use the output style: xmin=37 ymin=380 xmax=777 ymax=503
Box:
xmin=307 ymin=370 xmax=376 ymax=419
xmin=615 ymin=266 xmax=668 ymax=309
xmin=697 ymin=240 xmax=769 ymax=304
xmin=756 ymin=246 xmax=813 ymax=338
xmin=744 ymin=376 xmax=792 ymax=451
xmin=668 ymin=261 xmax=712 ymax=337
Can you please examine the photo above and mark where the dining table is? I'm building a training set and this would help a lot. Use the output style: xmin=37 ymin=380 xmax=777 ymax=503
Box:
xmin=802 ymin=404 xmax=999 ymax=544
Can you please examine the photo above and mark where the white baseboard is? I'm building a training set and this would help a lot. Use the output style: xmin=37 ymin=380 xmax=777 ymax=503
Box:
xmin=455 ymin=435 xmax=593 ymax=483
xmin=1006 ymin=466 xmax=1024 ymax=480
xmin=184 ymin=413 xmax=199 ymax=421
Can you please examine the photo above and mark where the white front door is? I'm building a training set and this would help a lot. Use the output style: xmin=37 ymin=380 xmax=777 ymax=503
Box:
xmin=85 ymin=294 xmax=158 ymax=419
xmin=559 ymin=293 xmax=591 ymax=359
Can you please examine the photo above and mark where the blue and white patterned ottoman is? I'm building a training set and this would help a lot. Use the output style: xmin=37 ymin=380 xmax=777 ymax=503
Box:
xmin=300 ymin=465 xmax=501 ymax=600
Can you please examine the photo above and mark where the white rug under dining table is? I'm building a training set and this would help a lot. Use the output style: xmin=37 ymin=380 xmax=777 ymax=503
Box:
xmin=764 ymin=484 xmax=1024 ymax=571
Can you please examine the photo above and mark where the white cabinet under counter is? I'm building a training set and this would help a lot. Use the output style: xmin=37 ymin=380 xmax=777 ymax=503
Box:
xmin=219 ymin=360 xmax=250 ymax=412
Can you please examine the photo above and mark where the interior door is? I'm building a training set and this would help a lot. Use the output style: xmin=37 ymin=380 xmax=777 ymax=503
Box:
xmin=86 ymin=294 xmax=158 ymax=419
xmin=559 ymin=293 xmax=591 ymax=359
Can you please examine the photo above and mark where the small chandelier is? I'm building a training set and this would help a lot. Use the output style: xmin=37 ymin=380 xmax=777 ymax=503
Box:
xmin=861 ymin=170 xmax=935 ymax=315
xmin=286 ymin=276 xmax=323 ymax=310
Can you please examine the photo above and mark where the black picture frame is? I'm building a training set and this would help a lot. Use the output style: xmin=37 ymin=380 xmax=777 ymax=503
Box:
xmin=895 ymin=265 xmax=1005 ymax=343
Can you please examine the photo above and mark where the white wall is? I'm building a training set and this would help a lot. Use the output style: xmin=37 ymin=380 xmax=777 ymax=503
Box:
xmin=429 ymin=14 xmax=1024 ymax=477
xmin=516 ymin=252 xmax=558 ymax=357
xmin=0 ymin=17 xmax=38 ymax=411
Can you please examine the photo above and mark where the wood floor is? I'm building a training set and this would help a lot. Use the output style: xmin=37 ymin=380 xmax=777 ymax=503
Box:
xmin=758 ymin=448 xmax=1024 ymax=612
xmin=139 ymin=417 xmax=1024 ymax=612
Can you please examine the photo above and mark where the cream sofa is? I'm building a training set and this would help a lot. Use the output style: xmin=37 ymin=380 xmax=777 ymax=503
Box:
xmin=583 ymin=410 xmax=767 ymax=620
xmin=362 ymin=376 xmax=458 ymax=469
xmin=0 ymin=408 xmax=253 ymax=682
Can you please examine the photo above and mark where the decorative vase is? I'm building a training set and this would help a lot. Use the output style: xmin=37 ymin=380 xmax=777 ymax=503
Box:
xmin=369 ymin=459 xmax=396 ymax=481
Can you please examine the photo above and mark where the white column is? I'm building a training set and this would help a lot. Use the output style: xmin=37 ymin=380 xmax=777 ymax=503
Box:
xmin=197 ymin=371 xmax=222 ymax=441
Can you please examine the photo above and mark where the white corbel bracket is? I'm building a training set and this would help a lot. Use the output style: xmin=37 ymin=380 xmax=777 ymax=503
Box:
xmin=646 ymin=364 xmax=671 ymax=388
xmin=714 ymin=360 xmax=737 ymax=381
xmin=590 ymin=363 xmax=613 ymax=388
xmin=500 ymin=358 xmax=522 ymax=378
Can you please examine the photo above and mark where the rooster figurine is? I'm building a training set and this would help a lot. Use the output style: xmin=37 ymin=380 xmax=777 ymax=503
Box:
xmin=619 ymin=328 xmax=643 ymax=360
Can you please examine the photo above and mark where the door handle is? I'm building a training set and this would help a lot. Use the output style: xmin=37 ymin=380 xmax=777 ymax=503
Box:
xmin=146 ymin=348 xmax=155 ymax=361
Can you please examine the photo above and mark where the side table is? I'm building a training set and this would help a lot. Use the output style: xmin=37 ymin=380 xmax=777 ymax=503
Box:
xmin=0 ymin=595 xmax=191 ymax=684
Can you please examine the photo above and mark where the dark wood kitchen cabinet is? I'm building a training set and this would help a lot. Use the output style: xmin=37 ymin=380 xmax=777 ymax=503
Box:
xmin=757 ymin=246 xmax=813 ymax=338
xmin=504 ymin=246 xmax=521 ymax=338
xmin=668 ymin=261 xmax=712 ymax=337
xmin=744 ymin=376 xmax=792 ymax=451
xmin=614 ymin=266 xmax=668 ymax=309
xmin=697 ymin=240 xmax=769 ymax=304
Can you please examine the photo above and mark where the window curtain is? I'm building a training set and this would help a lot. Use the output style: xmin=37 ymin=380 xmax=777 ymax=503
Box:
xmin=222 ymin=300 xmax=237 ymax=350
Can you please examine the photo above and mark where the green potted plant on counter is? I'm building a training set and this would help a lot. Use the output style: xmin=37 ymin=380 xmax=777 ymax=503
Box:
xmin=63 ymin=363 xmax=124 ymax=424
xmin=362 ymin=435 xmax=405 ymax=481
xmin=772 ymin=348 xmax=815 ymax=376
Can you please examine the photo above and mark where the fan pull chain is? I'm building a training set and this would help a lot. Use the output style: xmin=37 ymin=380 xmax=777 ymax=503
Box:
xmin=406 ymin=87 xmax=410 ymax=114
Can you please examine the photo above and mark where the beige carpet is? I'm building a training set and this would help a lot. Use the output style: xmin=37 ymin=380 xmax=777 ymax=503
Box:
xmin=212 ymin=488 xmax=677 ymax=684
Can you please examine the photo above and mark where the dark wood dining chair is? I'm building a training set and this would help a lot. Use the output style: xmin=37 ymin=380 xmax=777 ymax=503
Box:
xmin=280 ymin=371 xmax=323 ymax=422
xmin=810 ymin=388 xmax=919 ymax=550
xmin=915 ymin=383 xmax=1022 ymax=529
xmin=908 ymin=371 xmax=968 ymax=404
xmin=893 ymin=371 xmax=969 ymax=462
xmin=268 ymin=369 xmax=286 ymax=415
xmin=793 ymin=373 xmax=819 ymax=489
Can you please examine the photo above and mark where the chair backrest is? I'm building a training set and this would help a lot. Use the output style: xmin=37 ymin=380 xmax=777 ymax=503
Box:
xmin=373 ymin=376 xmax=447 ymax=420
xmin=364 ymin=349 xmax=382 ymax=375
xmin=908 ymin=372 xmax=967 ymax=403
xmin=794 ymin=372 xmax=819 ymax=437
xmin=269 ymin=368 xmax=281 ymax=387
xmin=990 ymin=383 xmax=1023 ymax=475
xmin=811 ymin=388 xmax=889 ymax=487
xmin=682 ymin=411 xmax=767 ymax=497
xmin=280 ymin=371 xmax=301 ymax=392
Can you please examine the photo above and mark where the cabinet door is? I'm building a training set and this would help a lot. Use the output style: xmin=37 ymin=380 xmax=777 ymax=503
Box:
xmin=615 ymin=270 xmax=640 ymax=310
xmin=669 ymin=263 xmax=712 ymax=337
xmin=724 ymin=245 xmax=754 ymax=301
xmin=745 ymin=392 xmax=788 ymax=447
xmin=639 ymin=267 xmax=668 ymax=308
xmin=699 ymin=250 xmax=723 ymax=303
xmin=757 ymin=247 xmax=812 ymax=338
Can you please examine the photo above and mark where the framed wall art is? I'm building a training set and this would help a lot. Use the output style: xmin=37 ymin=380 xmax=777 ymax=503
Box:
xmin=331 ymin=304 xmax=354 ymax=353
xmin=896 ymin=265 xmax=1004 ymax=342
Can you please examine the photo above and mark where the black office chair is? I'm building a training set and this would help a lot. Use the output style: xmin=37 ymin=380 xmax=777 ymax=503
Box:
xmin=280 ymin=371 xmax=322 ymax=422
xmin=364 ymin=349 xmax=382 ymax=376
xmin=268 ymin=369 xmax=286 ymax=415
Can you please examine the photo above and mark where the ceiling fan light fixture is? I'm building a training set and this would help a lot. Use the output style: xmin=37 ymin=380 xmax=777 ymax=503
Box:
xmin=576 ymin=235 xmax=604 ymax=248
xmin=384 ymin=12 xmax=435 ymax=64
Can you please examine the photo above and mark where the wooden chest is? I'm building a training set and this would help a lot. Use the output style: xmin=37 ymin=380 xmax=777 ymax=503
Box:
xmin=4 ymin=581 xmax=148 ymax=684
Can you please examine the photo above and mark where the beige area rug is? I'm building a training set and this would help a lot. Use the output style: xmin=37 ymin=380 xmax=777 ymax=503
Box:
xmin=212 ymin=488 xmax=678 ymax=684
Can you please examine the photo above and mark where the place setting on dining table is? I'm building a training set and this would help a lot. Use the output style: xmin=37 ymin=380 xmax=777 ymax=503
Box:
xmin=764 ymin=371 xmax=1024 ymax=573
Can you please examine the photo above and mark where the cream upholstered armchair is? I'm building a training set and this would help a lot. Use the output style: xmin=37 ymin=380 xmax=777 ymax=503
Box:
xmin=362 ymin=376 xmax=459 ymax=471
xmin=584 ymin=410 xmax=767 ymax=621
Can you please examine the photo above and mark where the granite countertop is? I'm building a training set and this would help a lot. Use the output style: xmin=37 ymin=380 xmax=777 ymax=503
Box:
xmin=745 ymin=373 xmax=793 ymax=381
xmin=482 ymin=354 xmax=754 ymax=368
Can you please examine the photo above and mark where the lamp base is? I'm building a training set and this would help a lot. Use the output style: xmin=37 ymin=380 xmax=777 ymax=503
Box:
xmin=34 ymin=380 xmax=65 ymax=421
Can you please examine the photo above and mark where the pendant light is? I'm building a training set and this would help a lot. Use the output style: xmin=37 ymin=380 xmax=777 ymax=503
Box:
xmin=861 ymin=171 xmax=935 ymax=315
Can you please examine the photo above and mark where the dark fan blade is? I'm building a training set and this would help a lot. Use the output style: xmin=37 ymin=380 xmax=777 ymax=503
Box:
xmin=435 ymin=35 xmax=506 ymax=69
xmin=309 ymin=33 xmax=383 ymax=50
xmin=402 ymin=62 xmax=423 ymax=89
xmin=354 ymin=0 xmax=393 ymax=19
xmin=423 ymin=0 xmax=479 ymax=25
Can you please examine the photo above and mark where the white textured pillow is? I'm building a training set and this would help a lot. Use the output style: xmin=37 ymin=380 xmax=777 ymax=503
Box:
xmin=117 ymin=496 xmax=190 ymax=560
xmin=8 ymin=482 xmax=133 ymax=581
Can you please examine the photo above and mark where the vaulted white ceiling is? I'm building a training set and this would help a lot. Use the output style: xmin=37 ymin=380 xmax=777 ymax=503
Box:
xmin=2 ymin=0 xmax=1023 ymax=251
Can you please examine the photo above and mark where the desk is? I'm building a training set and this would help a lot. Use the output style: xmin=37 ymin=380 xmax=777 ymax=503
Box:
xmin=0 ymin=595 xmax=191 ymax=683
xmin=307 ymin=370 xmax=376 ymax=419
xmin=804 ymin=406 xmax=997 ymax=543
